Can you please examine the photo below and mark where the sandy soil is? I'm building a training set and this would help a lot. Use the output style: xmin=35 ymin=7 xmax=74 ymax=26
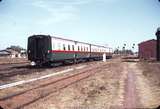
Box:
xmin=136 ymin=62 xmax=160 ymax=108
xmin=0 ymin=58 xmax=160 ymax=109
xmin=22 ymin=59 xmax=125 ymax=109
xmin=23 ymin=58 xmax=160 ymax=109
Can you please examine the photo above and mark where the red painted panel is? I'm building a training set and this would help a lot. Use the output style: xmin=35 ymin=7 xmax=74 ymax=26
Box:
xmin=138 ymin=39 xmax=157 ymax=60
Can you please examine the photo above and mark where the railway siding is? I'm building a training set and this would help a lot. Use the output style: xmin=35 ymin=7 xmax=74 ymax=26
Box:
xmin=0 ymin=65 xmax=87 ymax=90
xmin=0 ymin=61 xmax=108 ymax=109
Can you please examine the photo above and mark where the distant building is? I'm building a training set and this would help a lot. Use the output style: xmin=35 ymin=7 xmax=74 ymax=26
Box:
xmin=0 ymin=50 xmax=11 ymax=57
xmin=6 ymin=48 xmax=21 ymax=58
xmin=20 ymin=50 xmax=27 ymax=58
xmin=138 ymin=39 xmax=158 ymax=60
xmin=0 ymin=48 xmax=27 ymax=58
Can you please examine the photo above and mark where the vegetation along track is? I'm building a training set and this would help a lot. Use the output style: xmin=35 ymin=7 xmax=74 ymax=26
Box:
xmin=0 ymin=62 xmax=107 ymax=109
xmin=0 ymin=63 xmax=44 ymax=84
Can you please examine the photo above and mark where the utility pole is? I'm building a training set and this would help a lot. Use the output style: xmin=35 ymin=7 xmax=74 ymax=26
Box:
xmin=156 ymin=27 xmax=160 ymax=61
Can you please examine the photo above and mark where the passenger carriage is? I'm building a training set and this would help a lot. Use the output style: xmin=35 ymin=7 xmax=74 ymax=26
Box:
xmin=27 ymin=35 xmax=112 ymax=66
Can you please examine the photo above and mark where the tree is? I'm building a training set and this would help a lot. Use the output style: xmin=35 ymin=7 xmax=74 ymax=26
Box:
xmin=7 ymin=45 xmax=26 ymax=53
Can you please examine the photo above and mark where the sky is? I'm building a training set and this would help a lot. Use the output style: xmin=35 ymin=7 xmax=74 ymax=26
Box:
xmin=0 ymin=0 xmax=160 ymax=51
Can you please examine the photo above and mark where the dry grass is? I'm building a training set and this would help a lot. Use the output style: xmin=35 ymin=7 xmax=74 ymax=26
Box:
xmin=136 ymin=62 xmax=160 ymax=108
xmin=139 ymin=62 xmax=160 ymax=87
xmin=23 ymin=61 xmax=126 ymax=109
xmin=0 ymin=57 xmax=28 ymax=64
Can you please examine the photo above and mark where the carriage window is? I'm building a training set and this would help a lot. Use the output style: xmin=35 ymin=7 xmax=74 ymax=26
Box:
xmin=78 ymin=46 xmax=80 ymax=51
xmin=84 ymin=47 xmax=85 ymax=51
xmin=63 ymin=44 xmax=66 ymax=50
xmin=81 ymin=46 xmax=83 ymax=51
xmin=68 ymin=45 xmax=70 ymax=51
xmin=58 ymin=43 xmax=61 ymax=50
xmin=72 ymin=45 xmax=74 ymax=51
xmin=52 ymin=43 xmax=55 ymax=50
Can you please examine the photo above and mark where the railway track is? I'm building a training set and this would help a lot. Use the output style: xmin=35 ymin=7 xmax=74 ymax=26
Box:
xmin=0 ymin=61 xmax=98 ymax=79
xmin=0 ymin=61 xmax=107 ymax=109
xmin=0 ymin=62 xmax=102 ymax=85
xmin=0 ymin=64 xmax=45 ymax=85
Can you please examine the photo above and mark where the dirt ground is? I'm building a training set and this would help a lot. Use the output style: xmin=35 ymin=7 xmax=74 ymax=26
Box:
xmin=0 ymin=57 xmax=160 ymax=109
xmin=0 ymin=57 xmax=28 ymax=65
xmin=23 ymin=58 xmax=160 ymax=109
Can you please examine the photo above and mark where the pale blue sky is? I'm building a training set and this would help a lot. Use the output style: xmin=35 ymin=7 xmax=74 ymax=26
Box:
xmin=0 ymin=0 xmax=160 ymax=51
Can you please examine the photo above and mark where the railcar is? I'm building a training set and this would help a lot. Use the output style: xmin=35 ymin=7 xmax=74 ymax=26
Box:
xmin=27 ymin=35 xmax=112 ymax=66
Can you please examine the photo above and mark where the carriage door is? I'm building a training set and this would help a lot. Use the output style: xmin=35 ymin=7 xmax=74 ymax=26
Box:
xmin=35 ymin=37 xmax=44 ymax=60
